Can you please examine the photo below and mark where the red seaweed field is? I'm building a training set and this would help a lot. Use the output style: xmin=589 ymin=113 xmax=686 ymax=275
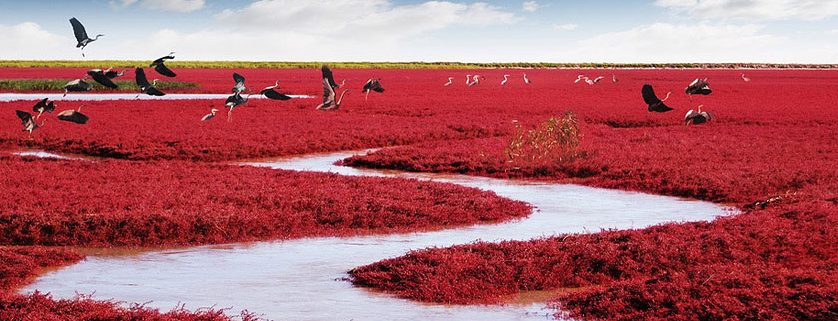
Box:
xmin=1 ymin=67 xmax=837 ymax=320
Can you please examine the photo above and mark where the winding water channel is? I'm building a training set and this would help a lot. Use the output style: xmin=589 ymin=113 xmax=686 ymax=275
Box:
xmin=21 ymin=150 xmax=731 ymax=321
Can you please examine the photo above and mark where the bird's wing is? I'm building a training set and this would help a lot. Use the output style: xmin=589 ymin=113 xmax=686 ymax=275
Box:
xmin=322 ymin=78 xmax=335 ymax=104
xmin=45 ymin=101 xmax=55 ymax=113
xmin=233 ymin=73 xmax=245 ymax=86
xmin=16 ymin=110 xmax=32 ymax=122
xmin=362 ymin=79 xmax=373 ymax=92
xmin=321 ymin=66 xmax=337 ymax=88
xmin=135 ymin=68 xmax=151 ymax=88
xmin=89 ymin=70 xmax=118 ymax=89
xmin=32 ymin=98 xmax=48 ymax=112
xmin=69 ymin=18 xmax=88 ymax=43
xmin=641 ymin=84 xmax=660 ymax=105
xmin=154 ymin=63 xmax=177 ymax=77
xmin=262 ymin=89 xmax=292 ymax=101
xmin=152 ymin=55 xmax=175 ymax=65
xmin=372 ymin=81 xmax=384 ymax=93
xmin=685 ymin=110 xmax=696 ymax=120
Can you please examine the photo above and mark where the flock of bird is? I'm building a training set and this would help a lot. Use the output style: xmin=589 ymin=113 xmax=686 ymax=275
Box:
xmin=14 ymin=17 xmax=388 ymax=136
xmin=13 ymin=16 xmax=747 ymax=137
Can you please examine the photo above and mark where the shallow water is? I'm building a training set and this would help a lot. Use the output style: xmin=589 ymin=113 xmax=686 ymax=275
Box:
xmin=0 ymin=93 xmax=312 ymax=102
xmin=22 ymin=150 xmax=732 ymax=321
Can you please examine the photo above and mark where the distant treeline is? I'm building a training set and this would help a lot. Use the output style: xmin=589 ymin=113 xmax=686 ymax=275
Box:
xmin=0 ymin=60 xmax=835 ymax=69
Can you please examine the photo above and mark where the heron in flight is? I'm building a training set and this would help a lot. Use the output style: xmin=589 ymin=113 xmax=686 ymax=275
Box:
xmin=260 ymin=81 xmax=292 ymax=100
xmin=362 ymin=78 xmax=384 ymax=101
xmin=151 ymin=52 xmax=177 ymax=77
xmin=63 ymin=78 xmax=92 ymax=97
xmin=316 ymin=65 xmax=348 ymax=111
xmin=201 ymin=108 xmax=218 ymax=121
xmin=232 ymin=72 xmax=246 ymax=94
xmin=685 ymin=105 xmax=712 ymax=125
xmin=523 ymin=73 xmax=531 ymax=84
xmin=103 ymin=68 xmax=126 ymax=79
xmin=685 ymin=78 xmax=712 ymax=101
xmin=16 ymin=110 xmax=45 ymax=137
xmin=642 ymin=84 xmax=673 ymax=113
xmin=501 ymin=74 xmax=510 ymax=86
xmin=57 ymin=105 xmax=89 ymax=124
xmin=32 ymin=98 xmax=56 ymax=119
xmin=135 ymin=68 xmax=166 ymax=97
xmin=87 ymin=69 xmax=119 ymax=89
xmin=69 ymin=17 xmax=103 ymax=57
xmin=443 ymin=77 xmax=453 ymax=86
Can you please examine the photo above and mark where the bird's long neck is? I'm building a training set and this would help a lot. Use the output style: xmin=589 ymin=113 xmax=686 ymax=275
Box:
xmin=336 ymin=89 xmax=349 ymax=106
xmin=92 ymin=34 xmax=103 ymax=40
xmin=662 ymin=91 xmax=671 ymax=102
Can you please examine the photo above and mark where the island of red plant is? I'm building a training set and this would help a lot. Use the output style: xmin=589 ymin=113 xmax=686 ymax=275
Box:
xmin=1 ymin=67 xmax=836 ymax=320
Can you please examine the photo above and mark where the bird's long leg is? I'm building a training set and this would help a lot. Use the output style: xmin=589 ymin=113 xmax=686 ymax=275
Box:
xmin=36 ymin=110 xmax=43 ymax=120
xmin=63 ymin=89 xmax=68 ymax=97
xmin=365 ymin=90 xmax=369 ymax=102
xmin=227 ymin=108 xmax=233 ymax=122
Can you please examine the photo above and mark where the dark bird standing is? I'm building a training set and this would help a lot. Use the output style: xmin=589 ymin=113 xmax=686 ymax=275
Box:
xmin=225 ymin=92 xmax=248 ymax=121
xmin=151 ymin=52 xmax=177 ymax=77
xmin=642 ymin=84 xmax=673 ymax=113
xmin=135 ymin=68 xmax=166 ymax=97
xmin=69 ymin=17 xmax=103 ymax=57
xmin=361 ymin=78 xmax=384 ymax=101
xmin=315 ymin=65 xmax=348 ymax=111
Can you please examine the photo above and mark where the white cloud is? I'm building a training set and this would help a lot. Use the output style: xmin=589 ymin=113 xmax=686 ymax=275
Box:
xmin=0 ymin=22 xmax=76 ymax=59
xmin=655 ymin=0 xmax=838 ymax=21
xmin=552 ymin=23 xmax=577 ymax=31
xmin=110 ymin=0 xmax=205 ymax=13
xmin=560 ymin=22 xmax=790 ymax=63
xmin=522 ymin=1 xmax=539 ymax=12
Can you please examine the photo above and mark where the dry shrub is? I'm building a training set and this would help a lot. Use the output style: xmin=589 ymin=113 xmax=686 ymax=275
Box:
xmin=505 ymin=112 xmax=581 ymax=166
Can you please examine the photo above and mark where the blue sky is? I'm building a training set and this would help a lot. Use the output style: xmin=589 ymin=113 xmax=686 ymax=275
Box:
xmin=0 ymin=0 xmax=836 ymax=62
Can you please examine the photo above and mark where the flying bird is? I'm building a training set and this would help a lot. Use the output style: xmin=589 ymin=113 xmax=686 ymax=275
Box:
xmin=87 ymin=69 xmax=119 ymax=89
xmin=16 ymin=110 xmax=44 ymax=137
xmin=501 ymin=74 xmax=510 ymax=86
xmin=260 ymin=81 xmax=292 ymax=101
xmin=63 ymin=79 xmax=92 ymax=96
xmin=232 ymin=72 xmax=246 ymax=94
xmin=443 ymin=77 xmax=453 ymax=86
xmin=56 ymin=105 xmax=89 ymax=124
xmin=32 ymin=98 xmax=56 ymax=119
xmin=225 ymin=92 xmax=248 ymax=121
xmin=741 ymin=73 xmax=751 ymax=82
xmin=685 ymin=105 xmax=712 ymax=125
xmin=523 ymin=73 xmax=531 ymax=84
xmin=201 ymin=108 xmax=218 ymax=122
xmin=150 ymin=52 xmax=177 ymax=77
xmin=69 ymin=17 xmax=103 ymax=57
xmin=361 ymin=78 xmax=384 ymax=101
xmin=642 ymin=84 xmax=673 ymax=113
xmin=103 ymin=68 xmax=126 ymax=79
xmin=315 ymin=65 xmax=348 ymax=111
xmin=135 ymin=68 xmax=166 ymax=97
xmin=685 ymin=78 xmax=712 ymax=100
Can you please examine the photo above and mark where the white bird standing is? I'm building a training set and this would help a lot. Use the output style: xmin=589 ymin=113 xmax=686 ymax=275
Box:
xmin=201 ymin=108 xmax=218 ymax=122
xmin=574 ymin=75 xmax=586 ymax=83
xmin=585 ymin=76 xmax=605 ymax=85
xmin=741 ymin=73 xmax=751 ymax=82
xmin=443 ymin=77 xmax=453 ymax=86
xmin=468 ymin=75 xmax=481 ymax=86
xmin=465 ymin=75 xmax=471 ymax=85
xmin=523 ymin=73 xmax=531 ymax=84
xmin=501 ymin=74 xmax=510 ymax=86
xmin=612 ymin=74 xmax=618 ymax=83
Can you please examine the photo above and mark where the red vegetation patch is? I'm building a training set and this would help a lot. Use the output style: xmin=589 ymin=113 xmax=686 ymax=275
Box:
xmin=0 ymin=247 xmax=81 ymax=291
xmin=0 ymin=155 xmax=530 ymax=247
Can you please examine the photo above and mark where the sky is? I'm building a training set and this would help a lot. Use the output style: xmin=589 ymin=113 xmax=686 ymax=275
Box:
xmin=0 ymin=0 xmax=836 ymax=63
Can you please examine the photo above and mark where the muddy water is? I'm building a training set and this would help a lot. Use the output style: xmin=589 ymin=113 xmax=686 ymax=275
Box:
xmin=22 ymin=151 xmax=732 ymax=321
xmin=0 ymin=93 xmax=312 ymax=102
